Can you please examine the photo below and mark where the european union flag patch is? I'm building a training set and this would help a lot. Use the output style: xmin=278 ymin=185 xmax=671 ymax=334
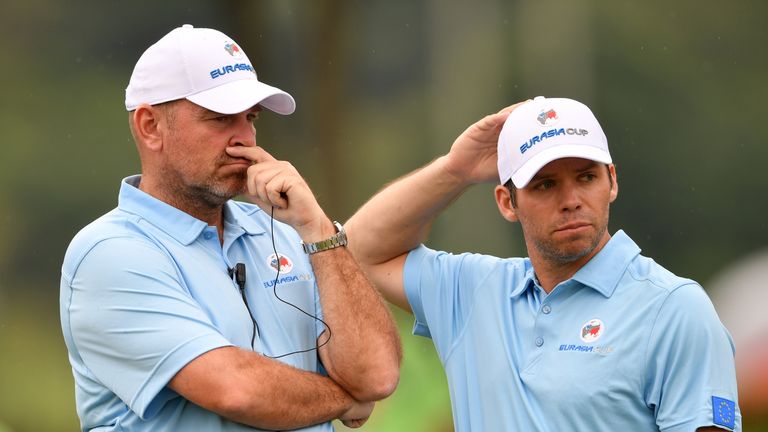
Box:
xmin=712 ymin=396 xmax=736 ymax=429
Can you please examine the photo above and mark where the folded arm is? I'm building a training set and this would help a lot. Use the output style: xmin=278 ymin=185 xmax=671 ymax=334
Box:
xmin=67 ymin=236 xmax=373 ymax=429
xmin=169 ymin=346 xmax=371 ymax=429
xmin=227 ymin=144 xmax=402 ymax=402
xmin=312 ymin=242 xmax=402 ymax=402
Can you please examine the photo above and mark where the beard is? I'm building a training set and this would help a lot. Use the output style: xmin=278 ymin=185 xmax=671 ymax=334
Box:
xmin=522 ymin=202 xmax=611 ymax=265
xmin=186 ymin=176 xmax=244 ymax=207
xmin=531 ymin=221 xmax=608 ymax=264
xmin=161 ymin=159 xmax=247 ymax=211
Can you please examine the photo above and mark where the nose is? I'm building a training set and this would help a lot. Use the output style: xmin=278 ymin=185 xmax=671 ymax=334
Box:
xmin=559 ymin=183 xmax=582 ymax=213
xmin=230 ymin=114 xmax=256 ymax=147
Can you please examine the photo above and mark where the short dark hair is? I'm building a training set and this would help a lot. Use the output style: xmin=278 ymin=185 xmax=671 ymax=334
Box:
xmin=503 ymin=178 xmax=518 ymax=208
xmin=503 ymin=163 xmax=613 ymax=208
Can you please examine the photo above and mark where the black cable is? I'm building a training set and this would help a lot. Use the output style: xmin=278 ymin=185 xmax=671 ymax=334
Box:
xmin=233 ymin=264 xmax=260 ymax=348
xmin=264 ymin=205 xmax=332 ymax=359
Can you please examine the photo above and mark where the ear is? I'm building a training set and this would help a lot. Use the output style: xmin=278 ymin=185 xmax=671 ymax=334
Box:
xmin=131 ymin=104 xmax=165 ymax=152
xmin=495 ymin=185 xmax=519 ymax=223
xmin=608 ymin=164 xmax=619 ymax=203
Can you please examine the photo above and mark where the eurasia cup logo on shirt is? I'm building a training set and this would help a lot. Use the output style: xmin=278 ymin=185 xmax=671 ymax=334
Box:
xmin=580 ymin=318 xmax=604 ymax=343
xmin=266 ymin=253 xmax=293 ymax=274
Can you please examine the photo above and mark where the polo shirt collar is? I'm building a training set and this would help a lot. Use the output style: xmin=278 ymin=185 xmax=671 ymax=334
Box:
xmin=118 ymin=175 xmax=266 ymax=245
xmin=571 ymin=230 xmax=640 ymax=298
xmin=512 ymin=230 xmax=640 ymax=299
xmin=512 ymin=260 xmax=537 ymax=298
xmin=223 ymin=200 xmax=268 ymax=237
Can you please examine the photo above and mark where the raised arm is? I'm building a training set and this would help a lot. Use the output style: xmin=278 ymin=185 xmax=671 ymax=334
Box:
xmin=345 ymin=103 xmax=526 ymax=311
xmin=226 ymin=145 xmax=401 ymax=403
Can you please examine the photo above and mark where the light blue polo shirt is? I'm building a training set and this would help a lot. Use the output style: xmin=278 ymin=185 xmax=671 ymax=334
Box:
xmin=404 ymin=230 xmax=741 ymax=431
xmin=60 ymin=175 xmax=331 ymax=431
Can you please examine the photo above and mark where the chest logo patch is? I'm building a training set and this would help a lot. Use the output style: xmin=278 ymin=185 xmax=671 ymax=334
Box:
xmin=266 ymin=253 xmax=293 ymax=274
xmin=580 ymin=318 xmax=604 ymax=343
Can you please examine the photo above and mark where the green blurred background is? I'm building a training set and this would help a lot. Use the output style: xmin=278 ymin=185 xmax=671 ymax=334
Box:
xmin=1 ymin=1 xmax=767 ymax=431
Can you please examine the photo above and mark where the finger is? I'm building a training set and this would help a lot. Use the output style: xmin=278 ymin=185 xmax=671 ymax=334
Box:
xmin=245 ymin=170 xmax=275 ymax=209
xmin=341 ymin=418 xmax=368 ymax=428
xmin=246 ymin=161 xmax=283 ymax=191
xmin=264 ymin=175 xmax=291 ymax=209
xmin=247 ymin=163 xmax=296 ymax=205
xmin=481 ymin=100 xmax=532 ymax=130
xmin=250 ymin=165 xmax=296 ymax=208
xmin=225 ymin=145 xmax=277 ymax=163
xmin=497 ymin=99 xmax=531 ymax=115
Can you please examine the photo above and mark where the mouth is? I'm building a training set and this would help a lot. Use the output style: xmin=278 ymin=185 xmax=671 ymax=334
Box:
xmin=222 ymin=158 xmax=252 ymax=167
xmin=553 ymin=222 xmax=591 ymax=234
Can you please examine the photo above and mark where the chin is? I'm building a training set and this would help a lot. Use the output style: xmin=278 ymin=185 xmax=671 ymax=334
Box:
xmin=566 ymin=246 xmax=596 ymax=262
xmin=201 ymin=181 xmax=244 ymax=204
xmin=543 ymin=238 xmax=599 ymax=264
xmin=569 ymin=235 xmax=604 ymax=259
xmin=216 ymin=176 xmax=246 ymax=195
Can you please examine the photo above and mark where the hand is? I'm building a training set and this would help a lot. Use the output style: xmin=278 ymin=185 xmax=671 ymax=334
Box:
xmin=339 ymin=401 xmax=375 ymax=428
xmin=443 ymin=101 xmax=529 ymax=185
xmin=225 ymin=146 xmax=332 ymax=241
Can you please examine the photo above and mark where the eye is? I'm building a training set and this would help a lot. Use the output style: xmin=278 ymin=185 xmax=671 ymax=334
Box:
xmin=580 ymin=172 xmax=598 ymax=182
xmin=534 ymin=179 xmax=555 ymax=190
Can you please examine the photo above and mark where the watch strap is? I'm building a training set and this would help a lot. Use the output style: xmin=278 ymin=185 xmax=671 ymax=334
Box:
xmin=301 ymin=221 xmax=348 ymax=254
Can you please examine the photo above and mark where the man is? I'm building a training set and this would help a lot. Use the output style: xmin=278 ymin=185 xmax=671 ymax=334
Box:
xmin=346 ymin=97 xmax=740 ymax=431
xmin=59 ymin=25 xmax=400 ymax=431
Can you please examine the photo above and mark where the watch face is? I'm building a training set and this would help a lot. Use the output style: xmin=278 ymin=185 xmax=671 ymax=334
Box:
xmin=333 ymin=221 xmax=348 ymax=244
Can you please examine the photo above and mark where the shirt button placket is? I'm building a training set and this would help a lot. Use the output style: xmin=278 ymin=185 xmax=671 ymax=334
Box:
xmin=535 ymin=304 xmax=550 ymax=348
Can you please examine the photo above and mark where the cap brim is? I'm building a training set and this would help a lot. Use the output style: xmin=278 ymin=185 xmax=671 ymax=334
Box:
xmin=186 ymin=79 xmax=296 ymax=115
xmin=510 ymin=145 xmax=612 ymax=188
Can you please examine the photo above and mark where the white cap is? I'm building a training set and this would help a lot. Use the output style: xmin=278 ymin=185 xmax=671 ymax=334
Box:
xmin=125 ymin=24 xmax=295 ymax=115
xmin=497 ymin=96 xmax=611 ymax=188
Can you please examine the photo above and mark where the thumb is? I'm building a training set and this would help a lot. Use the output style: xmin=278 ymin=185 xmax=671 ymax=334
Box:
xmin=341 ymin=418 xmax=368 ymax=428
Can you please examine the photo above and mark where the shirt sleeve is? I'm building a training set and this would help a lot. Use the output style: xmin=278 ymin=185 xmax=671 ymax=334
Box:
xmin=403 ymin=245 xmax=500 ymax=359
xmin=645 ymin=283 xmax=742 ymax=432
xmin=65 ymin=236 xmax=234 ymax=419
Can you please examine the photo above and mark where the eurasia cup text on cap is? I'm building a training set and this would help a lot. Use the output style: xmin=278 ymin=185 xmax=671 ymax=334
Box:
xmin=125 ymin=24 xmax=295 ymax=115
xmin=497 ymin=96 xmax=612 ymax=188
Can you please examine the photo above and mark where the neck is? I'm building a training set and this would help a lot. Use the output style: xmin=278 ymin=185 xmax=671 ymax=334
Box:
xmin=529 ymin=231 xmax=611 ymax=293
xmin=532 ymin=258 xmax=586 ymax=294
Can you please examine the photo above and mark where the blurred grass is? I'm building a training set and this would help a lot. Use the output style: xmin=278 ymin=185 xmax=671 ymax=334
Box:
xmin=335 ymin=307 xmax=454 ymax=432
xmin=0 ymin=289 xmax=79 ymax=431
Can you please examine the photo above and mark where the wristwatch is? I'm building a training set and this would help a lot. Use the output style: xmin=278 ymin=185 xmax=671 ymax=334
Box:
xmin=302 ymin=221 xmax=348 ymax=254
